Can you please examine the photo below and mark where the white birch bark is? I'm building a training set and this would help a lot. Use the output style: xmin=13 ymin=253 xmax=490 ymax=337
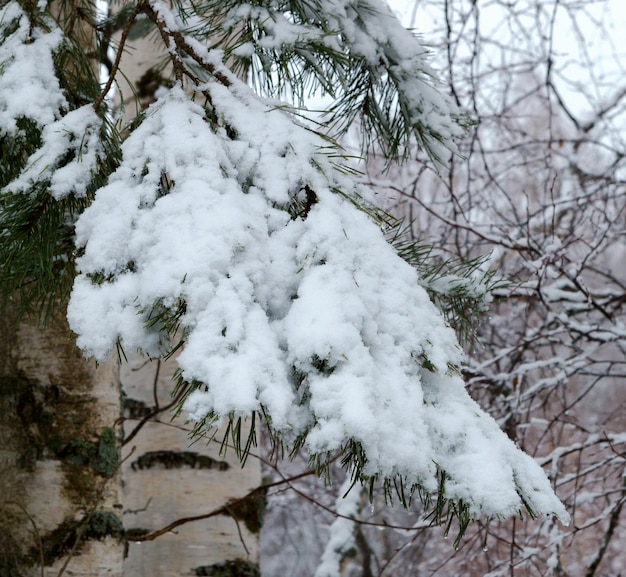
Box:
xmin=0 ymin=307 xmax=124 ymax=577
xmin=122 ymin=354 xmax=261 ymax=576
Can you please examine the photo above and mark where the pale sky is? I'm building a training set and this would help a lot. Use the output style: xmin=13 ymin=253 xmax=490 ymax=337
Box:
xmin=388 ymin=0 xmax=626 ymax=126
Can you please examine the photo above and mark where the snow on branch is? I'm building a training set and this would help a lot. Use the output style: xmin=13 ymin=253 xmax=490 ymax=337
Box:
xmin=68 ymin=82 xmax=568 ymax=528
xmin=0 ymin=2 xmax=66 ymax=133
xmin=171 ymin=0 xmax=466 ymax=163
xmin=6 ymin=106 xmax=104 ymax=199
xmin=0 ymin=0 xmax=568 ymax=535
xmin=0 ymin=2 xmax=118 ymax=315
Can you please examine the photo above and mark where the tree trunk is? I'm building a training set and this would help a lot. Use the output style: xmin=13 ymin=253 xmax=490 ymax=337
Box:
xmin=121 ymin=354 xmax=261 ymax=577
xmin=112 ymin=18 xmax=262 ymax=577
xmin=0 ymin=305 xmax=124 ymax=577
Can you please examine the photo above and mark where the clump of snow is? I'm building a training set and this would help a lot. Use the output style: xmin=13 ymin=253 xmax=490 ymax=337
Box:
xmin=6 ymin=106 xmax=103 ymax=199
xmin=0 ymin=2 xmax=67 ymax=133
xmin=68 ymin=82 xmax=568 ymax=524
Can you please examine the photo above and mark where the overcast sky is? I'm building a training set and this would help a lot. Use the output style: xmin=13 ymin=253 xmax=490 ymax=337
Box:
xmin=388 ymin=0 xmax=626 ymax=125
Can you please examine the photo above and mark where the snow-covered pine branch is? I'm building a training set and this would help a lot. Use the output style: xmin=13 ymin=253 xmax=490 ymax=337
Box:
xmin=0 ymin=0 xmax=568 ymax=539
xmin=147 ymin=0 xmax=467 ymax=164
xmin=0 ymin=1 xmax=119 ymax=316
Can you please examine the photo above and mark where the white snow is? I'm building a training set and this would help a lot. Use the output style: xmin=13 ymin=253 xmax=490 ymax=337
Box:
xmin=0 ymin=3 xmax=66 ymax=133
xmin=68 ymin=83 xmax=568 ymax=523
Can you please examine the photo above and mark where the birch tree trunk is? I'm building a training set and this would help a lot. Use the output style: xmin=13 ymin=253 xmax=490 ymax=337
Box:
xmin=113 ymin=17 xmax=262 ymax=577
xmin=121 ymin=355 xmax=262 ymax=577
xmin=0 ymin=3 xmax=124 ymax=572
xmin=0 ymin=306 xmax=123 ymax=577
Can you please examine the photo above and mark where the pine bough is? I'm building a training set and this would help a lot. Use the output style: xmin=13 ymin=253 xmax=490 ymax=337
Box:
xmin=0 ymin=0 xmax=568 ymax=537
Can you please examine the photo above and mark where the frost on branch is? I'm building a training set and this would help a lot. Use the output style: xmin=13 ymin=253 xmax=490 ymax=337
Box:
xmin=68 ymin=83 xmax=568 ymax=529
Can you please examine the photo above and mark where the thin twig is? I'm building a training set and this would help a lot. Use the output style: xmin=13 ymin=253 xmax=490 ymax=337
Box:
xmin=121 ymin=382 xmax=189 ymax=447
xmin=4 ymin=501 xmax=44 ymax=577
xmin=128 ymin=467 xmax=317 ymax=541
xmin=224 ymin=504 xmax=250 ymax=558
xmin=93 ymin=1 xmax=146 ymax=111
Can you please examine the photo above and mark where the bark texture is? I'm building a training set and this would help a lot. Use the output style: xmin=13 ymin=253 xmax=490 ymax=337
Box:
xmin=0 ymin=306 xmax=123 ymax=577
xmin=121 ymin=354 xmax=262 ymax=577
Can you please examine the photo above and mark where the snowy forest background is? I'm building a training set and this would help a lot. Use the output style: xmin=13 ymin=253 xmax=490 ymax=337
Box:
xmin=0 ymin=0 xmax=625 ymax=576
